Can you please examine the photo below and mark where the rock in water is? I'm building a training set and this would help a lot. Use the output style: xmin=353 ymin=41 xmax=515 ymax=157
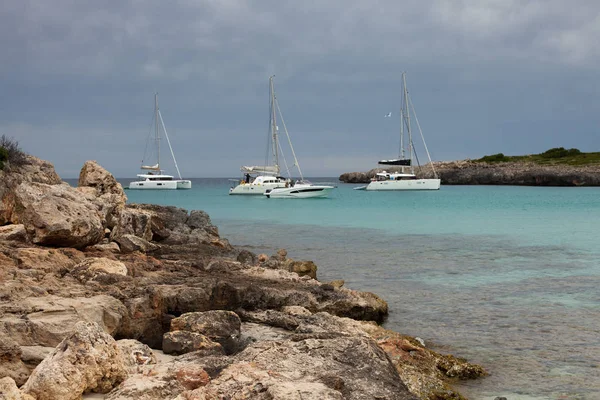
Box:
xmin=22 ymin=321 xmax=126 ymax=400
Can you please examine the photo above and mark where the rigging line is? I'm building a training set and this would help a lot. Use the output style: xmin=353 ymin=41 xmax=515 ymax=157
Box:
xmin=277 ymin=135 xmax=292 ymax=179
xmin=408 ymin=95 xmax=438 ymax=178
xmin=141 ymin=107 xmax=156 ymax=166
xmin=158 ymin=110 xmax=183 ymax=180
xmin=265 ymin=81 xmax=273 ymax=170
xmin=275 ymin=97 xmax=304 ymax=181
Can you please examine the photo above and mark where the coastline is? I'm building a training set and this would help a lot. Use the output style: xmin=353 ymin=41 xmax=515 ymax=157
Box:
xmin=0 ymin=156 xmax=486 ymax=399
xmin=339 ymin=160 xmax=600 ymax=186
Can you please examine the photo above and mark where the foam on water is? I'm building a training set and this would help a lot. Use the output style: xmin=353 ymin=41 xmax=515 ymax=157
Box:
xmin=120 ymin=179 xmax=600 ymax=399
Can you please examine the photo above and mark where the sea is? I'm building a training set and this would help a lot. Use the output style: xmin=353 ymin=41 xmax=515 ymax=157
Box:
xmin=113 ymin=178 xmax=599 ymax=400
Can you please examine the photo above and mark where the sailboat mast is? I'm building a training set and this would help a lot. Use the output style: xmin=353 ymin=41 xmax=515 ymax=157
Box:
xmin=399 ymin=84 xmax=405 ymax=173
xmin=269 ymin=76 xmax=279 ymax=172
xmin=402 ymin=72 xmax=414 ymax=174
xmin=155 ymin=93 xmax=160 ymax=169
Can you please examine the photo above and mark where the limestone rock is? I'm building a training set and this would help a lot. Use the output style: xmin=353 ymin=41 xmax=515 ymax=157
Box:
xmin=13 ymin=247 xmax=82 ymax=272
xmin=70 ymin=257 xmax=128 ymax=283
xmin=187 ymin=334 xmax=416 ymax=400
xmin=0 ymin=336 xmax=30 ymax=386
xmin=114 ymin=234 xmax=159 ymax=254
xmin=110 ymin=207 xmax=153 ymax=242
xmin=22 ymin=321 xmax=127 ymax=400
xmin=162 ymin=331 xmax=224 ymax=356
xmin=174 ymin=364 xmax=210 ymax=391
xmin=0 ymin=224 xmax=26 ymax=242
xmin=14 ymin=182 xmax=104 ymax=248
xmin=77 ymin=160 xmax=127 ymax=200
xmin=77 ymin=160 xmax=127 ymax=228
xmin=170 ymin=311 xmax=241 ymax=354
xmin=87 ymin=241 xmax=121 ymax=253
xmin=0 ymin=377 xmax=35 ymax=400
xmin=0 ymin=295 xmax=127 ymax=347
xmin=116 ymin=339 xmax=157 ymax=368
xmin=289 ymin=260 xmax=317 ymax=279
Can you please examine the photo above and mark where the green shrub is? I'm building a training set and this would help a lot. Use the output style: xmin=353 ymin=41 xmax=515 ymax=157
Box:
xmin=0 ymin=147 xmax=8 ymax=170
xmin=540 ymin=147 xmax=581 ymax=159
xmin=0 ymin=135 xmax=27 ymax=170
xmin=477 ymin=153 xmax=510 ymax=163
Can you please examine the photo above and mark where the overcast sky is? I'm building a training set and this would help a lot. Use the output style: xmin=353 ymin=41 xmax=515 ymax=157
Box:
xmin=2 ymin=0 xmax=599 ymax=178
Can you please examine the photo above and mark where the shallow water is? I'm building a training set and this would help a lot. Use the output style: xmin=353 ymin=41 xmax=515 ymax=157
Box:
xmin=118 ymin=179 xmax=600 ymax=399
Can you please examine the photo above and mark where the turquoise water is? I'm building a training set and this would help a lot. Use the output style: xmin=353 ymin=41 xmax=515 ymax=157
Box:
xmin=121 ymin=179 xmax=600 ymax=399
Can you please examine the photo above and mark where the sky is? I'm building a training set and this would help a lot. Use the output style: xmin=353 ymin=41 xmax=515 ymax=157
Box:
xmin=1 ymin=0 xmax=599 ymax=178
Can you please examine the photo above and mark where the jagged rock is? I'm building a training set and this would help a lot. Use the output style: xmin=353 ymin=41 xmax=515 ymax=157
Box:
xmin=236 ymin=249 xmax=257 ymax=265
xmin=289 ymin=260 xmax=318 ymax=279
xmin=282 ymin=305 xmax=313 ymax=317
xmin=0 ymin=224 xmax=26 ymax=242
xmin=104 ymin=362 xmax=184 ymax=400
xmin=186 ymin=333 xmax=417 ymax=400
xmin=13 ymin=182 xmax=104 ymax=248
xmin=77 ymin=160 xmax=127 ymax=228
xmin=170 ymin=311 xmax=241 ymax=354
xmin=0 ymin=377 xmax=35 ymax=400
xmin=116 ymin=339 xmax=157 ymax=368
xmin=19 ymin=346 xmax=54 ymax=367
xmin=186 ymin=210 xmax=215 ymax=232
xmin=328 ymin=279 xmax=345 ymax=289
xmin=77 ymin=160 xmax=127 ymax=200
xmin=22 ymin=321 xmax=127 ymax=400
xmin=114 ymin=234 xmax=159 ymax=253
xmin=70 ymin=257 xmax=128 ymax=283
xmin=110 ymin=207 xmax=153 ymax=242
xmin=87 ymin=241 xmax=120 ymax=253
xmin=162 ymin=331 xmax=224 ymax=356
xmin=174 ymin=364 xmax=211 ymax=391
xmin=0 ymin=336 xmax=30 ymax=386
xmin=203 ymin=258 xmax=244 ymax=273
xmin=0 ymin=295 xmax=127 ymax=347
xmin=12 ymin=247 xmax=83 ymax=272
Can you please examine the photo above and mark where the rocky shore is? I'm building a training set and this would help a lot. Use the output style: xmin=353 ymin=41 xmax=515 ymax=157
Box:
xmin=339 ymin=160 xmax=600 ymax=186
xmin=0 ymin=155 xmax=485 ymax=400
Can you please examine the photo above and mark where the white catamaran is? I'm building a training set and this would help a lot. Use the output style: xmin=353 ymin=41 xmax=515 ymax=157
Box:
xmin=129 ymin=93 xmax=191 ymax=190
xmin=359 ymin=72 xmax=440 ymax=191
xmin=230 ymin=76 xmax=334 ymax=198
xmin=229 ymin=76 xmax=288 ymax=195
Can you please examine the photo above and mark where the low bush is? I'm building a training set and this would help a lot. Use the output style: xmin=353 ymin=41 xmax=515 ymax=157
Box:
xmin=540 ymin=147 xmax=581 ymax=159
xmin=0 ymin=135 xmax=27 ymax=170
xmin=477 ymin=153 xmax=511 ymax=163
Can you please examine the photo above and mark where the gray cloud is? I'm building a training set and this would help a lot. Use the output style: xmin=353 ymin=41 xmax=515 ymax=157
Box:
xmin=1 ymin=0 xmax=599 ymax=177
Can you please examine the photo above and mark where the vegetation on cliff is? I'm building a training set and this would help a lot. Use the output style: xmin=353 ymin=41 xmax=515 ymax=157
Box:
xmin=475 ymin=147 xmax=600 ymax=166
xmin=0 ymin=135 xmax=27 ymax=170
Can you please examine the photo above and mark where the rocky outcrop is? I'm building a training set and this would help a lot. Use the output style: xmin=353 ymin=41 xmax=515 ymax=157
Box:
xmin=339 ymin=161 xmax=600 ymax=186
xmin=0 ymin=156 xmax=486 ymax=400
xmin=22 ymin=321 xmax=126 ymax=400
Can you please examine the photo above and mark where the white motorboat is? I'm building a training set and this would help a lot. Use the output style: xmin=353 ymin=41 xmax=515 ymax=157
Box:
xmin=230 ymin=76 xmax=288 ymax=195
xmin=265 ymin=180 xmax=335 ymax=198
xmin=129 ymin=93 xmax=191 ymax=190
xmin=363 ymin=72 xmax=440 ymax=191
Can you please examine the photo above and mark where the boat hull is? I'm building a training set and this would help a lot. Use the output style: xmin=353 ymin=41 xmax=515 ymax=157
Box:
xmin=229 ymin=182 xmax=286 ymax=195
xmin=365 ymin=178 xmax=441 ymax=191
xmin=265 ymin=185 xmax=334 ymax=198
xmin=129 ymin=180 xmax=192 ymax=190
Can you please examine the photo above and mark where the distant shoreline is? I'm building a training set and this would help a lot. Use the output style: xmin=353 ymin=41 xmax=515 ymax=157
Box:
xmin=339 ymin=160 xmax=600 ymax=186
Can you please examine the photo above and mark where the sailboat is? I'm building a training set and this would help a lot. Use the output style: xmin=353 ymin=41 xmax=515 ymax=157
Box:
xmin=360 ymin=72 xmax=440 ymax=191
xmin=229 ymin=76 xmax=289 ymax=195
xmin=263 ymin=79 xmax=335 ymax=199
xmin=129 ymin=93 xmax=191 ymax=190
